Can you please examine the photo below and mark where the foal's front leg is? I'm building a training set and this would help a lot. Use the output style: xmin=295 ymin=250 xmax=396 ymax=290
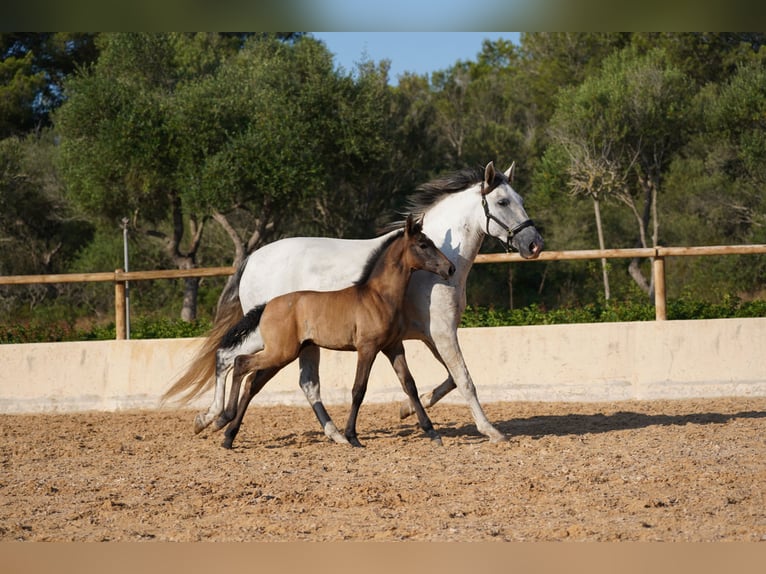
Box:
xmin=344 ymin=351 xmax=376 ymax=448
xmin=298 ymin=345 xmax=349 ymax=444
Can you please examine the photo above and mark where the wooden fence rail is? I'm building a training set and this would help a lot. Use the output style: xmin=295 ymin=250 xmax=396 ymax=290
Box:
xmin=2 ymin=246 xmax=765 ymax=339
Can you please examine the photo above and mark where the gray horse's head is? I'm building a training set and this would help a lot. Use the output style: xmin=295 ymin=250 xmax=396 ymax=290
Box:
xmin=480 ymin=161 xmax=543 ymax=259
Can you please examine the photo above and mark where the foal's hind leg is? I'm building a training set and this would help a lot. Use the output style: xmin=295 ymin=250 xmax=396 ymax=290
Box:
xmin=212 ymin=364 xmax=247 ymax=432
xmin=383 ymin=342 xmax=442 ymax=445
xmin=298 ymin=345 xmax=349 ymax=445
xmin=196 ymin=330 xmax=263 ymax=434
xmin=221 ymin=360 xmax=281 ymax=449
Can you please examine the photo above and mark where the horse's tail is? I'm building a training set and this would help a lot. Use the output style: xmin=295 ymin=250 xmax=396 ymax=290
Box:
xmin=161 ymin=261 xmax=247 ymax=406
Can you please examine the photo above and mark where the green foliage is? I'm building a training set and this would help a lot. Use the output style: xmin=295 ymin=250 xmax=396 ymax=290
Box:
xmin=4 ymin=296 xmax=763 ymax=343
xmin=3 ymin=32 xmax=766 ymax=331
xmin=1 ymin=316 xmax=211 ymax=344
xmin=460 ymin=295 xmax=766 ymax=328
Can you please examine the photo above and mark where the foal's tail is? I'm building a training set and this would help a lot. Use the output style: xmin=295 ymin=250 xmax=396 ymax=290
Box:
xmin=161 ymin=261 xmax=246 ymax=405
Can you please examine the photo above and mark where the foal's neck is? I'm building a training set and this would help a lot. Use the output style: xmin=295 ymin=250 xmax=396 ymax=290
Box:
xmin=363 ymin=238 xmax=412 ymax=305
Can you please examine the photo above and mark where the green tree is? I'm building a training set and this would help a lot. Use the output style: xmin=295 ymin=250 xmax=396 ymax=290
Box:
xmin=55 ymin=33 xmax=240 ymax=321
xmin=0 ymin=33 xmax=98 ymax=136
xmin=55 ymin=33 xmax=417 ymax=320
xmin=542 ymin=47 xmax=692 ymax=298
xmin=631 ymin=33 xmax=766 ymax=86
xmin=663 ymin=60 xmax=766 ymax=299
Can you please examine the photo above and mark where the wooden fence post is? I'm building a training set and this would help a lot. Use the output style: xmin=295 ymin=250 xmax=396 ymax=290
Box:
xmin=115 ymin=269 xmax=126 ymax=340
xmin=653 ymin=256 xmax=667 ymax=321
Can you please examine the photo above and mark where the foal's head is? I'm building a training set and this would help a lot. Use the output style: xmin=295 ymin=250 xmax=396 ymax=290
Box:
xmin=403 ymin=214 xmax=455 ymax=279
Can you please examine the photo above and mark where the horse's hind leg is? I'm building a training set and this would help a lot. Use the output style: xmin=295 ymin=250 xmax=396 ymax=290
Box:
xmin=383 ymin=342 xmax=442 ymax=445
xmin=193 ymin=345 xmax=238 ymax=434
xmin=298 ymin=345 xmax=349 ymax=445
xmin=209 ymin=331 xmax=264 ymax=432
xmin=211 ymin=366 xmax=245 ymax=432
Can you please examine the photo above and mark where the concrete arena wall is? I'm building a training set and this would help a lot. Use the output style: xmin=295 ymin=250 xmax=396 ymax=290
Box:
xmin=1 ymin=318 xmax=764 ymax=414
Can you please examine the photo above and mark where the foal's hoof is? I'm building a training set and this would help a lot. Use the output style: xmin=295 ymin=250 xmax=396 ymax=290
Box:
xmin=346 ymin=436 xmax=364 ymax=448
xmin=427 ymin=431 xmax=444 ymax=446
xmin=221 ymin=437 xmax=234 ymax=449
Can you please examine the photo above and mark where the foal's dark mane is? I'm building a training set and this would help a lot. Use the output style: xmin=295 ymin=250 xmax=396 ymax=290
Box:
xmin=354 ymin=229 xmax=405 ymax=286
xmin=382 ymin=166 xmax=508 ymax=233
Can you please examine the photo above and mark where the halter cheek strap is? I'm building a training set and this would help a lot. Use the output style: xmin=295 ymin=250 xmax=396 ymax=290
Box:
xmin=480 ymin=184 xmax=535 ymax=253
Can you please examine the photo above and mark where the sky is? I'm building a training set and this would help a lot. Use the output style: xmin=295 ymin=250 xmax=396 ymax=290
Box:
xmin=310 ymin=32 xmax=520 ymax=85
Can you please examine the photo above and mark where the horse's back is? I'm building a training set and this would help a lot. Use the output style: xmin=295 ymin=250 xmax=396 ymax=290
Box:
xmin=238 ymin=233 xmax=397 ymax=312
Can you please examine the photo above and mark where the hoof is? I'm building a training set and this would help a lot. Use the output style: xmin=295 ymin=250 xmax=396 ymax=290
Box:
xmin=211 ymin=415 xmax=230 ymax=432
xmin=324 ymin=423 xmax=351 ymax=445
xmin=427 ymin=430 xmax=443 ymax=446
xmin=193 ymin=413 xmax=208 ymax=434
xmin=489 ymin=432 xmax=509 ymax=444
xmin=399 ymin=401 xmax=414 ymax=420
xmin=346 ymin=436 xmax=364 ymax=448
xmin=221 ymin=437 xmax=234 ymax=449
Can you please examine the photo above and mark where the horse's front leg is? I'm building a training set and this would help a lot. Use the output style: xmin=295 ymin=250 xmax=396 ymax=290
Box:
xmin=298 ymin=345 xmax=349 ymax=444
xmin=344 ymin=351 xmax=376 ymax=448
xmin=427 ymin=330 xmax=507 ymax=443
xmin=383 ymin=342 xmax=442 ymax=445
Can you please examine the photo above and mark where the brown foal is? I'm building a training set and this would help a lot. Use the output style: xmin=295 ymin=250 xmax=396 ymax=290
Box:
xmin=221 ymin=215 xmax=454 ymax=448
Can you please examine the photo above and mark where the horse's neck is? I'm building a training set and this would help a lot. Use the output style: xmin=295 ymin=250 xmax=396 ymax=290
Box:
xmin=364 ymin=240 xmax=411 ymax=309
xmin=421 ymin=187 xmax=484 ymax=273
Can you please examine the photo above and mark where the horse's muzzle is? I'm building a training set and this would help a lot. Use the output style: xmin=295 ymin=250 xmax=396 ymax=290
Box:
xmin=514 ymin=227 xmax=544 ymax=260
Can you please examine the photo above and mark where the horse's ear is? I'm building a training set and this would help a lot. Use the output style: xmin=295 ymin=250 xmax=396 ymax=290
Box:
xmin=483 ymin=161 xmax=495 ymax=194
xmin=504 ymin=161 xmax=516 ymax=182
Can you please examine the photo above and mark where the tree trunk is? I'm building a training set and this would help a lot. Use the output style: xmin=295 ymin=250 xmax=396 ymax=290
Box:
xmin=624 ymin=175 xmax=656 ymax=298
xmin=507 ymin=265 xmax=514 ymax=310
xmin=170 ymin=193 xmax=205 ymax=322
xmin=592 ymin=195 xmax=610 ymax=301
xmin=181 ymin=276 xmax=199 ymax=322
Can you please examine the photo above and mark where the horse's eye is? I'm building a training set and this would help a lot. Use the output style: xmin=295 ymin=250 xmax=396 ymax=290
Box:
xmin=497 ymin=198 xmax=510 ymax=207
xmin=419 ymin=242 xmax=430 ymax=249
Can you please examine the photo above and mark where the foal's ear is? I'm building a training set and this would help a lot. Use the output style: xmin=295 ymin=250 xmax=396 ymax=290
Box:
xmin=483 ymin=161 xmax=496 ymax=194
xmin=405 ymin=213 xmax=422 ymax=236
xmin=504 ymin=161 xmax=516 ymax=182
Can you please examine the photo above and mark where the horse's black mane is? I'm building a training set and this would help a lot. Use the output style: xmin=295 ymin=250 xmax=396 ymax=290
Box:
xmin=354 ymin=229 xmax=405 ymax=286
xmin=357 ymin=165 xmax=507 ymax=285
xmin=382 ymin=165 xmax=508 ymax=232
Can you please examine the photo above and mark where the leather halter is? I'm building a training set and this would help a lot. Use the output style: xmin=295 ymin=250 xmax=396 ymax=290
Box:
xmin=480 ymin=181 xmax=535 ymax=253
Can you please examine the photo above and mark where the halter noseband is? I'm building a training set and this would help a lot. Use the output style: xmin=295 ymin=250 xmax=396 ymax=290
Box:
xmin=481 ymin=181 xmax=535 ymax=253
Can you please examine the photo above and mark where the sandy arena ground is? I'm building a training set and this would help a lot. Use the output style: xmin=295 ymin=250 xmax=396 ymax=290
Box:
xmin=1 ymin=397 xmax=764 ymax=542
